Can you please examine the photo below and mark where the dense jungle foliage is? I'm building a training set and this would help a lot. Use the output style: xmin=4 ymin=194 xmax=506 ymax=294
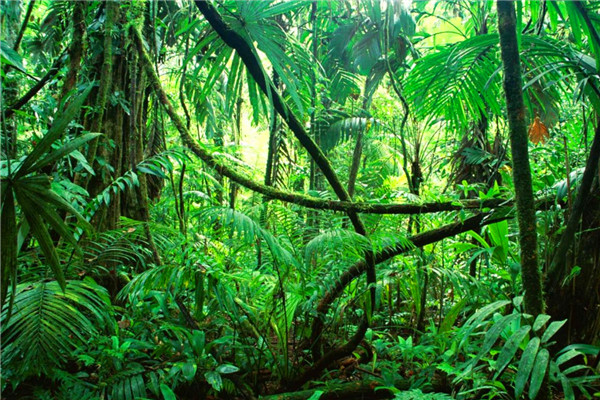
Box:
xmin=1 ymin=0 xmax=600 ymax=399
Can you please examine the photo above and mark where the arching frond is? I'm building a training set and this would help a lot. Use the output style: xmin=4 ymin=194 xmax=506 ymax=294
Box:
xmin=322 ymin=117 xmax=378 ymax=152
xmin=1 ymin=279 xmax=113 ymax=379
xmin=406 ymin=33 xmax=599 ymax=131
xmin=195 ymin=207 xmax=298 ymax=268
xmin=304 ymin=229 xmax=371 ymax=266
xmin=406 ymin=33 xmax=502 ymax=130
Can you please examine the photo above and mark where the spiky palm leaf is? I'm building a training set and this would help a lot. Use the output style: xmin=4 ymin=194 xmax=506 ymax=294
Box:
xmin=406 ymin=33 xmax=502 ymax=129
xmin=321 ymin=116 xmax=378 ymax=152
xmin=304 ymin=229 xmax=372 ymax=266
xmin=1 ymin=86 xmax=95 ymax=309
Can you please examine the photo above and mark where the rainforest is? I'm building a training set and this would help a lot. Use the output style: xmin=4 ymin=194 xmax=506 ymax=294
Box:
xmin=1 ymin=1 xmax=600 ymax=399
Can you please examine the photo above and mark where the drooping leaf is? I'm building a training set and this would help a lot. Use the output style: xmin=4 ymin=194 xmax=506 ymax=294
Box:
xmin=16 ymin=84 xmax=93 ymax=179
xmin=528 ymin=116 xmax=549 ymax=144
xmin=529 ymin=348 xmax=550 ymax=399
xmin=160 ymin=383 xmax=176 ymax=400
xmin=470 ymin=313 xmax=521 ymax=366
xmin=494 ymin=325 xmax=531 ymax=379
xmin=32 ymin=132 xmax=102 ymax=172
xmin=439 ymin=297 xmax=469 ymax=333
xmin=14 ymin=187 xmax=66 ymax=291
xmin=0 ymin=189 xmax=17 ymax=308
xmin=0 ymin=40 xmax=26 ymax=72
xmin=1 ymin=280 xmax=112 ymax=378
xmin=515 ymin=337 xmax=540 ymax=399
xmin=541 ymin=319 xmax=567 ymax=343
xmin=205 ymin=370 xmax=222 ymax=392
xmin=532 ymin=314 xmax=551 ymax=332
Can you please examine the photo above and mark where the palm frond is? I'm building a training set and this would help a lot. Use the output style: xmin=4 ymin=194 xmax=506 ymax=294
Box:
xmin=322 ymin=117 xmax=377 ymax=152
xmin=407 ymin=33 xmax=598 ymax=130
xmin=406 ymin=33 xmax=502 ymax=129
xmin=81 ymin=223 xmax=150 ymax=272
xmin=1 ymin=279 xmax=113 ymax=379
xmin=105 ymin=365 xmax=147 ymax=400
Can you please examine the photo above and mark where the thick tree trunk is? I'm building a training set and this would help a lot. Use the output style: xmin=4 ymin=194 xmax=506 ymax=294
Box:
xmin=546 ymin=120 xmax=600 ymax=346
xmin=497 ymin=0 xmax=544 ymax=317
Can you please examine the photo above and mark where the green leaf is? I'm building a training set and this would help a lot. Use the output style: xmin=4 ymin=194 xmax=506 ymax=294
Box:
xmin=22 ymin=179 xmax=92 ymax=231
xmin=475 ymin=313 xmax=520 ymax=360
xmin=532 ymin=314 xmax=551 ymax=332
xmin=440 ymin=297 xmax=468 ymax=333
xmin=16 ymin=84 xmax=93 ymax=179
xmin=0 ymin=40 xmax=26 ymax=72
xmin=191 ymin=330 xmax=205 ymax=355
xmin=216 ymin=364 xmax=239 ymax=375
xmin=555 ymin=349 xmax=581 ymax=367
xmin=529 ymin=348 xmax=550 ymax=399
xmin=32 ymin=132 xmax=102 ymax=172
xmin=1 ymin=280 xmax=110 ymax=378
xmin=182 ymin=362 xmax=197 ymax=381
xmin=487 ymin=220 xmax=508 ymax=264
xmin=260 ymin=0 xmax=305 ymax=19
xmin=515 ymin=337 xmax=540 ymax=399
xmin=16 ymin=187 xmax=81 ymax=252
xmin=459 ymin=300 xmax=510 ymax=349
xmin=307 ymin=390 xmax=324 ymax=400
xmin=205 ymin=371 xmax=222 ymax=392
xmin=14 ymin=189 xmax=66 ymax=291
xmin=494 ymin=325 xmax=531 ymax=379
xmin=565 ymin=3 xmax=582 ymax=46
xmin=541 ymin=320 xmax=566 ymax=343
xmin=560 ymin=374 xmax=575 ymax=400
xmin=160 ymin=383 xmax=177 ymax=400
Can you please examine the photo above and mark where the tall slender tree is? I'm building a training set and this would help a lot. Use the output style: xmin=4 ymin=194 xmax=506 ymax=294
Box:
xmin=497 ymin=0 xmax=544 ymax=317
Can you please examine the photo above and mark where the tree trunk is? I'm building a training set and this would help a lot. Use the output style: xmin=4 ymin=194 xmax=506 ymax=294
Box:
xmin=497 ymin=0 xmax=544 ymax=317
xmin=497 ymin=3 xmax=548 ymax=398
xmin=59 ymin=1 xmax=86 ymax=103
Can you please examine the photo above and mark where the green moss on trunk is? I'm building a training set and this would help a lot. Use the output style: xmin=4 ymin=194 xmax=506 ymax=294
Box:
xmin=497 ymin=0 xmax=544 ymax=317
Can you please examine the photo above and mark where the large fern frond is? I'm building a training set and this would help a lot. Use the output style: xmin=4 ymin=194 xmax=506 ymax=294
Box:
xmin=196 ymin=207 xmax=298 ymax=268
xmin=304 ymin=229 xmax=372 ymax=266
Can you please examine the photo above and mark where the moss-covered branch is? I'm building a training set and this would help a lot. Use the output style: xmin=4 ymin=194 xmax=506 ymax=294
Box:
xmin=134 ymin=27 xmax=506 ymax=217
xmin=306 ymin=210 xmax=512 ymax=380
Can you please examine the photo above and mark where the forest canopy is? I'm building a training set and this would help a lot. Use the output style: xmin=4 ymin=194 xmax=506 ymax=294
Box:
xmin=1 ymin=1 xmax=600 ymax=399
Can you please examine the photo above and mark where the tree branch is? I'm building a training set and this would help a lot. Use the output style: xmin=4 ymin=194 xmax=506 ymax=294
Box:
xmin=305 ymin=210 xmax=512 ymax=378
xmin=134 ymin=27 xmax=508 ymax=217
xmin=3 ymin=51 xmax=66 ymax=120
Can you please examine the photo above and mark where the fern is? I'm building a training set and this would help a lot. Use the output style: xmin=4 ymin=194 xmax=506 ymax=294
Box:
xmin=304 ymin=229 xmax=372 ymax=266
xmin=196 ymin=207 xmax=298 ymax=268
xmin=105 ymin=366 xmax=147 ymax=400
